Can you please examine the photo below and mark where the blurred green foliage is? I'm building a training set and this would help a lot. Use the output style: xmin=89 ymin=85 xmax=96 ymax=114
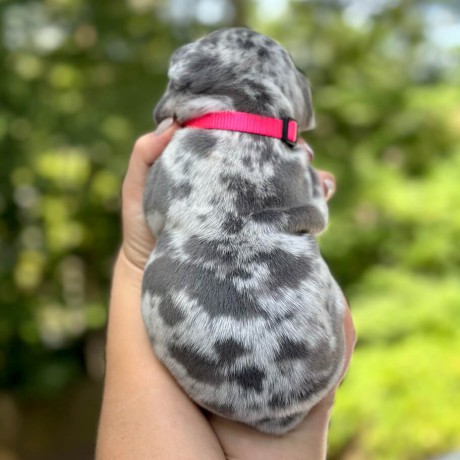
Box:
xmin=1 ymin=0 xmax=459 ymax=458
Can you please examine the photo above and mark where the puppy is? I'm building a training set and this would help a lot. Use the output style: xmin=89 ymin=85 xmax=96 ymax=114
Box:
xmin=141 ymin=28 xmax=346 ymax=434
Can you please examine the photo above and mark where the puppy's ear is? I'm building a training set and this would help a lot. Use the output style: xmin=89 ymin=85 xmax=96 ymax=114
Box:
xmin=153 ymin=43 xmax=197 ymax=124
xmin=297 ymin=75 xmax=316 ymax=131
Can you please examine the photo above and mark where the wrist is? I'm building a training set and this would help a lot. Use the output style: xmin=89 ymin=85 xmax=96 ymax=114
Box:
xmin=105 ymin=246 xmax=148 ymax=373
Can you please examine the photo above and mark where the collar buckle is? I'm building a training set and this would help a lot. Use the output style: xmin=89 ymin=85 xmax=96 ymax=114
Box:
xmin=281 ymin=117 xmax=298 ymax=147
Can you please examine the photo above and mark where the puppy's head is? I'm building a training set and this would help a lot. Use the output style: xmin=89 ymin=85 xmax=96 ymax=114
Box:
xmin=154 ymin=28 xmax=315 ymax=131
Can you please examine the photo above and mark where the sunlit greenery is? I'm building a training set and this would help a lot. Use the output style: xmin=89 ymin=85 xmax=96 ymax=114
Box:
xmin=1 ymin=0 xmax=459 ymax=458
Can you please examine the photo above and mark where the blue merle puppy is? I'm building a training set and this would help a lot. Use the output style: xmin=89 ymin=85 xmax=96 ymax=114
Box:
xmin=141 ymin=28 xmax=346 ymax=435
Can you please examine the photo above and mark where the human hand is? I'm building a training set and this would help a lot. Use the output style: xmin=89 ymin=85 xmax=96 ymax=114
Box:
xmin=120 ymin=117 xmax=178 ymax=273
xmin=97 ymin=129 xmax=355 ymax=460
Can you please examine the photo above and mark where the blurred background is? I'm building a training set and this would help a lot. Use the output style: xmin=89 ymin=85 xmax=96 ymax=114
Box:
xmin=1 ymin=0 xmax=459 ymax=458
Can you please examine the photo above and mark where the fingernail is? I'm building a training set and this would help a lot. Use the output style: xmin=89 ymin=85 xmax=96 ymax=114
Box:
xmin=300 ymin=142 xmax=314 ymax=161
xmin=154 ymin=118 xmax=174 ymax=136
xmin=305 ymin=144 xmax=314 ymax=162
xmin=324 ymin=178 xmax=336 ymax=200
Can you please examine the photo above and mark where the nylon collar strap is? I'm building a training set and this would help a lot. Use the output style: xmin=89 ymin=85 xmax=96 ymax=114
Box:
xmin=181 ymin=112 xmax=298 ymax=147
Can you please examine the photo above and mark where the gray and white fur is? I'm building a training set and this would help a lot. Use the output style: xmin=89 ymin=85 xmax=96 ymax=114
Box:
xmin=141 ymin=28 xmax=346 ymax=435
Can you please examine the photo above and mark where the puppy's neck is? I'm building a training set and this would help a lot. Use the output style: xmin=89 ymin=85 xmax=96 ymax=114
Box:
xmin=158 ymin=95 xmax=234 ymax=125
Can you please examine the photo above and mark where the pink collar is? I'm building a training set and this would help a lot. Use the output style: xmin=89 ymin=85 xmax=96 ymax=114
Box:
xmin=182 ymin=112 xmax=298 ymax=147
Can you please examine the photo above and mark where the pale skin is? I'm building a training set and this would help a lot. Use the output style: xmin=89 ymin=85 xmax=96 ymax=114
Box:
xmin=96 ymin=120 xmax=356 ymax=460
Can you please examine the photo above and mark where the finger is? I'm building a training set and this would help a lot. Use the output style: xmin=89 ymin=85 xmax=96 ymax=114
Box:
xmin=339 ymin=299 xmax=356 ymax=382
xmin=298 ymin=137 xmax=314 ymax=161
xmin=316 ymin=170 xmax=336 ymax=201
xmin=122 ymin=120 xmax=179 ymax=204
xmin=297 ymin=138 xmax=336 ymax=201
xmin=313 ymin=298 xmax=355 ymax=412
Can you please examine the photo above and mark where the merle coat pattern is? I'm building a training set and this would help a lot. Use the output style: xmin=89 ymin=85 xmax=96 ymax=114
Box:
xmin=141 ymin=28 xmax=346 ymax=434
